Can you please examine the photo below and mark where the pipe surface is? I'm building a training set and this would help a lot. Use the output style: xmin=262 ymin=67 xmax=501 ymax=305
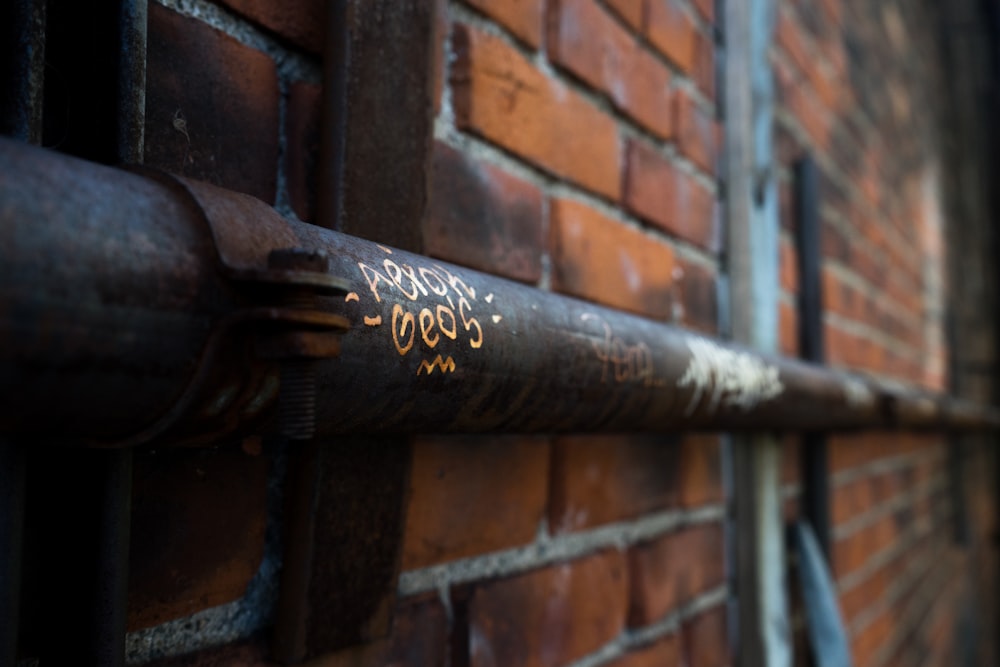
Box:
xmin=1 ymin=137 xmax=998 ymax=445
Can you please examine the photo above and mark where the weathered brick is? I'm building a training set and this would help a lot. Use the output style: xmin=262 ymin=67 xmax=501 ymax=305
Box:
xmin=646 ymin=1 xmax=697 ymax=73
xmin=320 ymin=593 xmax=449 ymax=667
xmin=779 ymin=235 xmax=799 ymax=293
xmin=425 ymin=142 xmax=544 ymax=284
xmin=623 ymin=139 xmax=717 ymax=251
xmin=839 ymin=565 xmax=891 ymax=623
xmin=402 ymin=436 xmax=549 ymax=570
xmin=674 ymin=257 xmax=717 ymax=333
xmin=549 ymin=197 xmax=676 ymax=318
xmin=692 ymin=0 xmax=714 ymax=23
xmin=775 ymin=7 xmax=839 ymax=109
xmin=605 ymin=0 xmax=645 ymax=31
xmin=145 ymin=4 xmax=279 ymax=203
xmin=779 ymin=299 xmax=799 ymax=357
xmin=464 ymin=0 xmax=544 ymax=47
xmin=217 ymin=0 xmax=324 ymax=53
xmin=452 ymin=24 xmax=621 ymax=199
xmin=468 ymin=551 xmax=628 ymax=667
xmin=549 ymin=435 xmax=679 ymax=534
xmin=141 ymin=594 xmax=447 ymax=667
xmin=692 ymin=29 xmax=716 ymax=99
xmin=850 ymin=607 xmax=893 ymax=667
xmin=628 ymin=523 xmax=725 ymax=625
xmin=128 ymin=445 xmax=268 ymax=630
xmin=607 ymin=635 xmax=679 ymax=667
xmin=284 ymin=81 xmax=320 ymax=223
xmin=681 ymin=606 xmax=729 ymax=667
xmin=548 ymin=0 xmax=673 ymax=140
xmin=675 ymin=90 xmax=716 ymax=174
xmin=678 ymin=435 xmax=723 ymax=508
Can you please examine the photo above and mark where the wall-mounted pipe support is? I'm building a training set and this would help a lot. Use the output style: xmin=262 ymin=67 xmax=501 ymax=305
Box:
xmin=1 ymin=137 xmax=998 ymax=446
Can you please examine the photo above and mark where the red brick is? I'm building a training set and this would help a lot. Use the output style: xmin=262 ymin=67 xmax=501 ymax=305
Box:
xmin=674 ymin=257 xmax=717 ymax=333
xmin=549 ymin=197 xmax=676 ymax=318
xmin=322 ymin=593 xmax=449 ymax=667
xmin=452 ymin=24 xmax=620 ymax=199
xmin=629 ymin=523 xmax=725 ymax=624
xmin=850 ymin=607 xmax=892 ymax=667
xmin=775 ymin=8 xmax=839 ymax=109
xmin=145 ymin=4 xmax=279 ymax=203
xmin=469 ymin=551 xmax=628 ymax=667
xmin=775 ymin=55 xmax=831 ymax=149
xmin=144 ymin=594 xmax=448 ymax=667
xmin=779 ymin=235 xmax=799 ymax=293
xmin=217 ymin=0 xmax=324 ymax=53
xmin=681 ymin=606 xmax=728 ymax=667
xmin=678 ymin=435 xmax=723 ymax=508
xmin=401 ymin=436 xmax=549 ymax=570
xmin=832 ymin=477 xmax=873 ymax=527
xmin=464 ymin=0 xmax=544 ymax=47
xmin=692 ymin=0 xmax=714 ymax=23
xmin=675 ymin=90 xmax=716 ymax=173
xmin=605 ymin=0 xmax=645 ymax=31
xmin=839 ymin=566 xmax=890 ymax=623
xmin=128 ymin=445 xmax=268 ymax=630
xmin=607 ymin=635 xmax=679 ymax=667
xmin=548 ymin=0 xmax=673 ymax=139
xmin=692 ymin=30 xmax=716 ymax=99
xmin=646 ymin=1 xmax=697 ymax=73
xmin=425 ymin=142 xmax=544 ymax=283
xmin=284 ymin=81 xmax=320 ymax=223
xmin=779 ymin=299 xmax=799 ymax=357
xmin=549 ymin=435 xmax=679 ymax=534
xmin=782 ymin=436 xmax=802 ymax=487
xmin=623 ymin=139 xmax=718 ymax=251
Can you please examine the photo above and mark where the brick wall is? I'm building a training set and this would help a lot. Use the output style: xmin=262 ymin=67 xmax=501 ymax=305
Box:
xmin=113 ymin=0 xmax=997 ymax=665
xmin=774 ymin=0 xmax=997 ymax=665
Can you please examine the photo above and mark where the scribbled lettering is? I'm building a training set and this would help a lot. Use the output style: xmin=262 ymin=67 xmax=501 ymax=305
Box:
xmin=417 ymin=355 xmax=456 ymax=376
xmin=437 ymin=305 xmax=458 ymax=340
xmin=419 ymin=308 xmax=439 ymax=348
xmin=391 ymin=304 xmax=415 ymax=355
xmin=677 ymin=338 xmax=783 ymax=415
xmin=359 ymin=263 xmax=389 ymax=303
xmin=583 ymin=314 xmax=660 ymax=387
xmin=356 ymin=258 xmax=495 ymax=375
xmin=459 ymin=297 xmax=483 ymax=349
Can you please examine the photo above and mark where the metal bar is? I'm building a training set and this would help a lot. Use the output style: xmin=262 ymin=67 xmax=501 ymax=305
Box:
xmin=795 ymin=155 xmax=832 ymax=560
xmin=30 ymin=449 xmax=131 ymax=667
xmin=317 ymin=0 xmax=437 ymax=250
xmin=0 ymin=440 xmax=25 ymax=665
xmin=0 ymin=137 xmax=998 ymax=447
xmin=0 ymin=0 xmax=46 ymax=142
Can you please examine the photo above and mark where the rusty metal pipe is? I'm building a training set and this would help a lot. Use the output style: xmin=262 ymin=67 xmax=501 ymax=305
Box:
xmin=1 ymin=137 xmax=998 ymax=445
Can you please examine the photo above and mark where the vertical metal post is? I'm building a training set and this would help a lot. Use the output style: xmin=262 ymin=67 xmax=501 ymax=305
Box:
xmin=30 ymin=449 xmax=132 ymax=667
xmin=21 ymin=2 xmax=144 ymax=664
xmin=725 ymin=0 xmax=790 ymax=665
xmin=0 ymin=0 xmax=46 ymax=142
xmin=0 ymin=442 xmax=26 ymax=666
xmin=794 ymin=155 xmax=831 ymax=558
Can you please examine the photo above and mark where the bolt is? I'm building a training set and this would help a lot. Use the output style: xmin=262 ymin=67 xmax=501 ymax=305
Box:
xmin=268 ymin=248 xmax=328 ymax=441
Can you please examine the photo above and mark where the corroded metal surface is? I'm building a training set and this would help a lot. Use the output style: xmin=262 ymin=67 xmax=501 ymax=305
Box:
xmin=0 ymin=137 xmax=997 ymax=445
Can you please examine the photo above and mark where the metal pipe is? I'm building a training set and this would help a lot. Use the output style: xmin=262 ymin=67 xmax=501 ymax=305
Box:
xmin=1 ymin=137 xmax=998 ymax=446
xmin=795 ymin=154 xmax=832 ymax=559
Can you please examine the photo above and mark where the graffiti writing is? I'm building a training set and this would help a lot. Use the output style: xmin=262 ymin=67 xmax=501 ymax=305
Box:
xmin=677 ymin=338 xmax=784 ymax=415
xmin=350 ymin=251 xmax=491 ymax=376
xmin=582 ymin=314 xmax=663 ymax=388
